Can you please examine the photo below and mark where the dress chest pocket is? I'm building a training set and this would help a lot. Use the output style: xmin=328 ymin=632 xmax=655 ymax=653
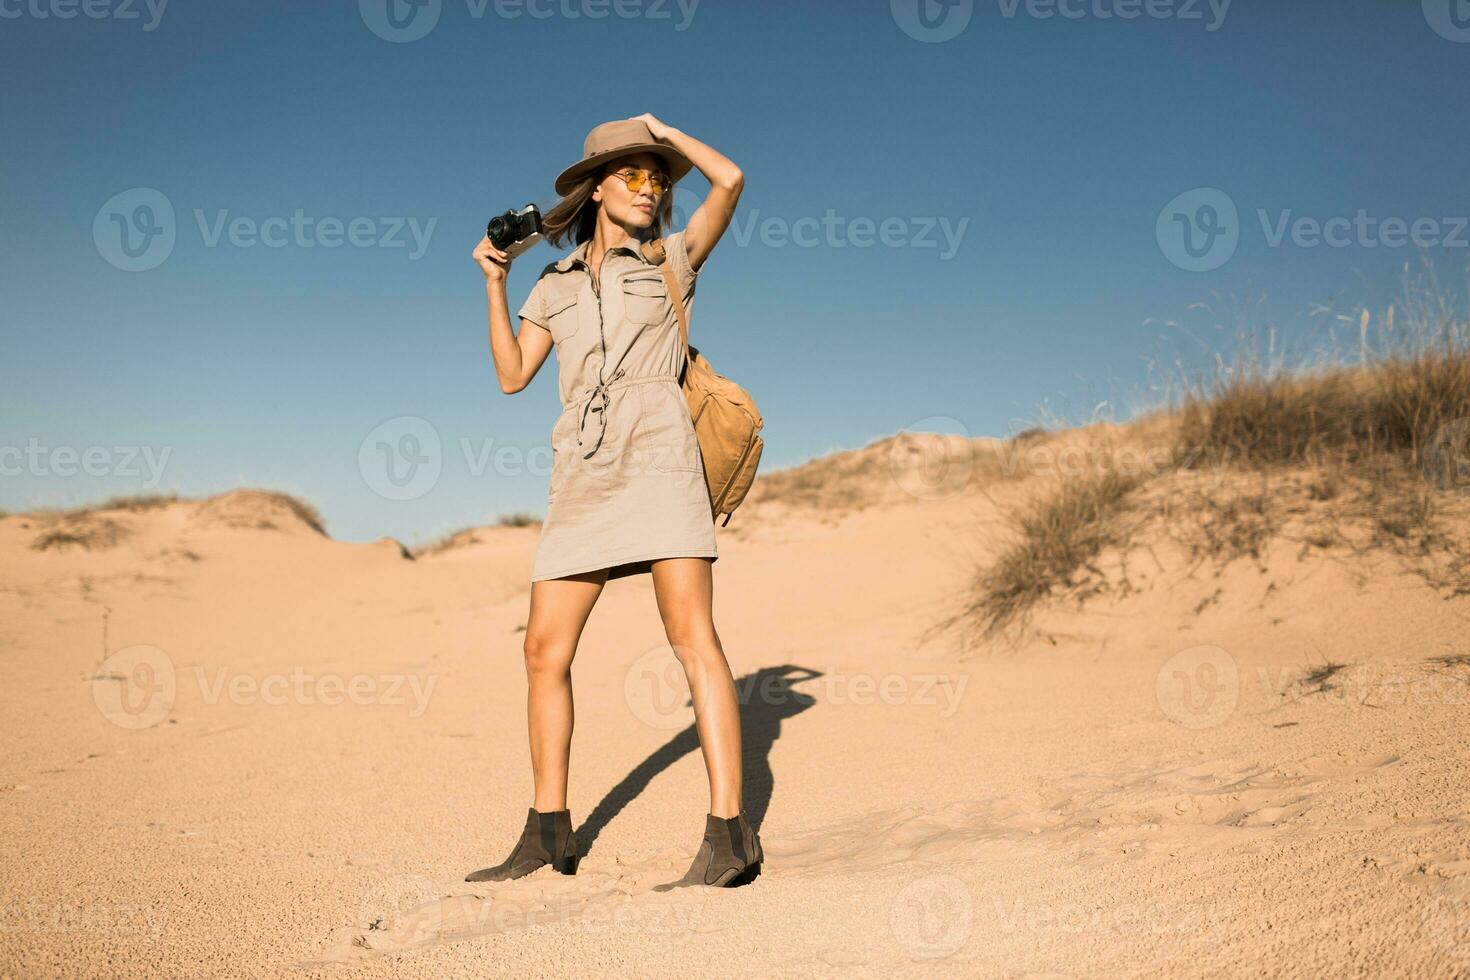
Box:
xmin=545 ymin=292 xmax=581 ymax=344
xmin=621 ymin=273 xmax=669 ymax=325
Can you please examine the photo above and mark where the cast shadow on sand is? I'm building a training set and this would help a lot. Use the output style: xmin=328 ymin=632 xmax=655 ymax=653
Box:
xmin=575 ymin=664 xmax=823 ymax=856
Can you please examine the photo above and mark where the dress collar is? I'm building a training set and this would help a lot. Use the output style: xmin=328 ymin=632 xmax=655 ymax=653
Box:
xmin=552 ymin=233 xmax=655 ymax=272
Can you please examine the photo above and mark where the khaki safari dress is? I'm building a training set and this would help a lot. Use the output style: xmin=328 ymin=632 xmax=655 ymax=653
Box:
xmin=518 ymin=228 xmax=717 ymax=582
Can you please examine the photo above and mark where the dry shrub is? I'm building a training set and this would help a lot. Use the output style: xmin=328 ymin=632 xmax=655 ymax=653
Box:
xmin=90 ymin=492 xmax=181 ymax=513
xmin=192 ymin=489 xmax=327 ymax=535
xmin=749 ymin=432 xmax=1014 ymax=514
xmin=411 ymin=513 xmax=542 ymax=558
xmin=953 ymin=265 xmax=1470 ymax=646
xmin=746 ymin=439 xmax=893 ymax=512
xmin=22 ymin=491 xmax=180 ymax=523
xmin=410 ymin=527 xmax=478 ymax=558
xmin=952 ymin=470 xmax=1141 ymax=642
xmin=258 ymin=491 xmax=326 ymax=536
xmin=1177 ymin=346 xmax=1470 ymax=475
xmin=31 ymin=516 xmax=131 ymax=552
xmin=1167 ymin=267 xmax=1470 ymax=591
xmin=1176 ymin=264 xmax=1470 ymax=483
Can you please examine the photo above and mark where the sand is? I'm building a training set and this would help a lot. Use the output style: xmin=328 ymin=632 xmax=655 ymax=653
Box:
xmin=2 ymin=433 xmax=1468 ymax=978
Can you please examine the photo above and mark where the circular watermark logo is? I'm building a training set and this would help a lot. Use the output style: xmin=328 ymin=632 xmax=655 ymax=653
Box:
xmin=92 ymin=644 xmax=176 ymax=729
xmin=93 ymin=188 xmax=176 ymax=272
xmin=1423 ymin=0 xmax=1470 ymax=42
xmin=359 ymin=0 xmax=442 ymax=42
xmin=888 ymin=415 xmax=975 ymax=501
xmin=889 ymin=872 xmax=973 ymax=958
xmin=1423 ymin=417 xmax=1470 ymax=493
xmin=891 ymin=0 xmax=974 ymax=42
xmin=623 ymin=644 xmax=698 ymax=730
xmin=1156 ymin=187 xmax=1239 ymax=272
xmin=1156 ymin=644 xmax=1239 ymax=729
xmin=359 ymin=415 xmax=442 ymax=501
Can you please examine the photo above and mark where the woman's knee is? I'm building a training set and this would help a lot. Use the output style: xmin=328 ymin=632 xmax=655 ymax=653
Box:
xmin=667 ymin=628 xmax=724 ymax=669
xmin=523 ymin=633 xmax=573 ymax=678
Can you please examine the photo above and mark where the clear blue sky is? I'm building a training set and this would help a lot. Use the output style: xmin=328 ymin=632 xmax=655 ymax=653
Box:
xmin=3 ymin=0 xmax=1467 ymax=544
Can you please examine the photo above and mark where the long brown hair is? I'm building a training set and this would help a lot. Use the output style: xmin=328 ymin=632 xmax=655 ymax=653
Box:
xmin=541 ymin=158 xmax=676 ymax=250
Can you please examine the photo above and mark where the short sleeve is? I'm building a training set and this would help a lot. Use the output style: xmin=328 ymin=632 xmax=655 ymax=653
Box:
xmin=516 ymin=264 xmax=555 ymax=331
xmin=664 ymin=228 xmax=700 ymax=300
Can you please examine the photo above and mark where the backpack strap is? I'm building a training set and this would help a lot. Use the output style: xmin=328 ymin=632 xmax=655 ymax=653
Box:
xmin=642 ymin=237 xmax=691 ymax=373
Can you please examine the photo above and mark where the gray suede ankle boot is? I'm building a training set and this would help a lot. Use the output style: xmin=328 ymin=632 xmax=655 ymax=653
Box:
xmin=465 ymin=807 xmax=579 ymax=882
xmin=653 ymin=811 xmax=763 ymax=891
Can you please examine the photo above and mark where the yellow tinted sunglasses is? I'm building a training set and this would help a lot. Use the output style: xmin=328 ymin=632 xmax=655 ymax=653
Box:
xmin=606 ymin=167 xmax=671 ymax=195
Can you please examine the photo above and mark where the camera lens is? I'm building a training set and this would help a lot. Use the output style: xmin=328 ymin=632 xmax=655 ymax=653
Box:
xmin=487 ymin=215 xmax=511 ymax=248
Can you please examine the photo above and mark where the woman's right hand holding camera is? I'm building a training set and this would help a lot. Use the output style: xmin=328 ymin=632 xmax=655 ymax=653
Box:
xmin=474 ymin=234 xmax=511 ymax=284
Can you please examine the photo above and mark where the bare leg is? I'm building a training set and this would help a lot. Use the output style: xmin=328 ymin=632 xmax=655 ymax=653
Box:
xmin=524 ymin=569 xmax=607 ymax=811
xmin=649 ymin=556 xmax=743 ymax=818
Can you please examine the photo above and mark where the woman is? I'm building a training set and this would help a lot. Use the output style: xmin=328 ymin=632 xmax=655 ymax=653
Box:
xmin=466 ymin=115 xmax=762 ymax=890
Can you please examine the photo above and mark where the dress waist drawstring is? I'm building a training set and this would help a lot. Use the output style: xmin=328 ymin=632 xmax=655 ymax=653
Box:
xmin=573 ymin=371 xmax=681 ymax=459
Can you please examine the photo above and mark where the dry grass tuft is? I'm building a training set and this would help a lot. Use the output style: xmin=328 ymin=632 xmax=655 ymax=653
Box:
xmin=951 ymin=470 xmax=1142 ymax=643
xmin=411 ymin=513 xmax=541 ymax=558
xmin=192 ymin=489 xmax=328 ymax=535
xmin=1299 ymin=661 xmax=1349 ymax=695
xmin=260 ymin=492 xmax=326 ymax=536
xmin=952 ymin=265 xmax=1470 ymax=648
xmin=1160 ymin=480 xmax=1279 ymax=566
xmin=90 ymin=492 xmax=181 ymax=513
xmin=22 ymin=491 xmax=181 ymax=522
xmin=749 ymin=431 xmax=1015 ymax=516
xmin=31 ymin=516 xmax=131 ymax=552
xmin=1176 ymin=347 xmax=1470 ymax=476
xmin=1175 ymin=268 xmax=1470 ymax=486
xmin=746 ymin=438 xmax=896 ymax=513
xmin=1166 ymin=272 xmax=1470 ymax=591
xmin=1010 ymin=426 xmax=1049 ymax=444
xmin=22 ymin=489 xmax=328 ymax=536
xmin=412 ymin=527 xmax=481 ymax=559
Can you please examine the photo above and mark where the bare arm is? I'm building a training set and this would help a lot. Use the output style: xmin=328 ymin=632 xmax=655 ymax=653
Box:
xmin=473 ymin=233 xmax=553 ymax=394
xmin=633 ymin=114 xmax=744 ymax=274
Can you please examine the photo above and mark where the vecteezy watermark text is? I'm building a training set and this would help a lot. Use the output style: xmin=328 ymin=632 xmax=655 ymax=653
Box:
xmin=94 ymin=188 xmax=438 ymax=272
xmin=995 ymin=0 xmax=1230 ymax=29
xmin=1158 ymin=187 xmax=1470 ymax=272
xmin=91 ymin=644 xmax=439 ymax=728
xmin=623 ymin=647 xmax=969 ymax=730
xmin=1257 ymin=209 xmax=1470 ymax=250
xmin=664 ymin=185 xmax=970 ymax=259
xmin=194 ymin=210 xmax=436 ymax=259
xmin=1 ymin=439 xmax=171 ymax=486
xmin=891 ymin=0 xmax=1230 ymax=43
xmin=194 ymin=666 xmax=437 ymax=718
xmin=359 ymin=0 xmax=700 ymax=43
xmin=0 ymin=0 xmax=168 ymax=30
xmin=992 ymin=894 xmax=1229 ymax=939
xmin=726 ymin=209 xmax=969 ymax=259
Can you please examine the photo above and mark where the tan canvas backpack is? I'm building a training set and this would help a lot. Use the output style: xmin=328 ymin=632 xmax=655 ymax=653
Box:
xmin=641 ymin=237 xmax=764 ymax=527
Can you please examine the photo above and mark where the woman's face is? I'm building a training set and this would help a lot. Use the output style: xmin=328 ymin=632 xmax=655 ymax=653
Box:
xmin=591 ymin=152 xmax=668 ymax=230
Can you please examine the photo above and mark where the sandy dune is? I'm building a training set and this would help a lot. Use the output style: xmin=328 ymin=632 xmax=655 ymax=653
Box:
xmin=2 ymin=431 xmax=1468 ymax=977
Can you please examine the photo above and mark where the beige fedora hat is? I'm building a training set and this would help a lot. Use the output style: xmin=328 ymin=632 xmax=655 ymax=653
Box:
xmin=554 ymin=118 xmax=693 ymax=196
